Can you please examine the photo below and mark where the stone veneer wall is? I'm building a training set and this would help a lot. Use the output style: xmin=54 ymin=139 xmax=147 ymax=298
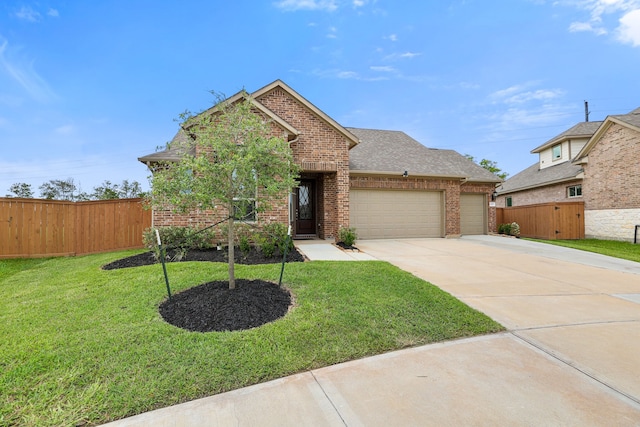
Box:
xmin=350 ymin=176 xmax=496 ymax=235
xmin=582 ymin=123 xmax=640 ymax=241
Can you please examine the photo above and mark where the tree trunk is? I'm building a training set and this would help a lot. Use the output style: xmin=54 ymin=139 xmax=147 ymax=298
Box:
xmin=228 ymin=203 xmax=236 ymax=290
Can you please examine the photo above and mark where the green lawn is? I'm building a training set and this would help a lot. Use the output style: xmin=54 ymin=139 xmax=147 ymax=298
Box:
xmin=0 ymin=251 xmax=503 ymax=426
xmin=528 ymin=238 xmax=640 ymax=263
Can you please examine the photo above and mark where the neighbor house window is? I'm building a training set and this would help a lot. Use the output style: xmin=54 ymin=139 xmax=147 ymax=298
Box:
xmin=506 ymin=196 xmax=513 ymax=207
xmin=552 ymin=144 xmax=562 ymax=160
xmin=567 ymin=185 xmax=582 ymax=198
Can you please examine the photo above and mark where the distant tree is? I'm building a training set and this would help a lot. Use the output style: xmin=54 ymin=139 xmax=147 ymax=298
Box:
xmin=92 ymin=180 xmax=144 ymax=199
xmin=464 ymin=155 xmax=508 ymax=180
xmin=149 ymin=92 xmax=300 ymax=289
xmin=39 ymin=178 xmax=82 ymax=201
xmin=118 ymin=180 xmax=144 ymax=198
xmin=92 ymin=180 xmax=120 ymax=200
xmin=6 ymin=183 xmax=34 ymax=198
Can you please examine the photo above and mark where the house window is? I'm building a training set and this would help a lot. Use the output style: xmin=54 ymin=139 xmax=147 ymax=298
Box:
xmin=506 ymin=196 xmax=513 ymax=207
xmin=233 ymin=199 xmax=256 ymax=221
xmin=232 ymin=168 xmax=257 ymax=221
xmin=567 ymin=185 xmax=582 ymax=198
xmin=552 ymin=144 xmax=562 ymax=160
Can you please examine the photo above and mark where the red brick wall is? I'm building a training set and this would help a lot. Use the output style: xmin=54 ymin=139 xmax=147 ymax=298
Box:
xmin=495 ymin=179 xmax=583 ymax=208
xmin=257 ymin=88 xmax=351 ymax=239
xmin=350 ymin=176 xmax=496 ymax=235
xmin=583 ymin=123 xmax=640 ymax=210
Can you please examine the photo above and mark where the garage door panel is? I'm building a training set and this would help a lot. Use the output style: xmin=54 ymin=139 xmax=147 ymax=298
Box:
xmin=350 ymin=189 xmax=443 ymax=239
xmin=460 ymin=193 xmax=486 ymax=235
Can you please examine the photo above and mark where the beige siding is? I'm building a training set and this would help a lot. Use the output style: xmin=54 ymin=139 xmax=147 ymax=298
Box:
xmin=349 ymin=189 xmax=443 ymax=239
xmin=460 ymin=194 xmax=486 ymax=235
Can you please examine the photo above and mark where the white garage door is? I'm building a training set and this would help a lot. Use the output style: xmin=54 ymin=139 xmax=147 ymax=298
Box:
xmin=350 ymin=189 xmax=443 ymax=239
xmin=460 ymin=194 xmax=486 ymax=235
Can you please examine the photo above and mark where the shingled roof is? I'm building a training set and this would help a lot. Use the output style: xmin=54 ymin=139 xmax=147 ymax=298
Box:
xmin=531 ymin=121 xmax=602 ymax=154
xmin=138 ymin=129 xmax=193 ymax=164
xmin=497 ymin=161 xmax=583 ymax=194
xmin=346 ymin=127 xmax=502 ymax=183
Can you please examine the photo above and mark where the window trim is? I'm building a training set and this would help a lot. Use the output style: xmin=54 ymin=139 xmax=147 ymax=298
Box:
xmin=552 ymin=144 xmax=562 ymax=161
xmin=567 ymin=184 xmax=582 ymax=198
xmin=506 ymin=196 xmax=513 ymax=207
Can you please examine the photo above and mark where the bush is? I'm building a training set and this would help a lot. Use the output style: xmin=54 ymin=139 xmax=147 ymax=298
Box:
xmin=338 ymin=226 xmax=358 ymax=247
xmin=143 ymin=226 xmax=216 ymax=260
xmin=497 ymin=223 xmax=512 ymax=235
xmin=497 ymin=222 xmax=520 ymax=237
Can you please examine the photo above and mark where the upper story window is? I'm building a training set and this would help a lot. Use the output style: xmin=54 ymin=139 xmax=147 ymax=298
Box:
xmin=552 ymin=144 xmax=562 ymax=160
xmin=506 ymin=196 xmax=513 ymax=207
xmin=567 ymin=185 xmax=582 ymax=198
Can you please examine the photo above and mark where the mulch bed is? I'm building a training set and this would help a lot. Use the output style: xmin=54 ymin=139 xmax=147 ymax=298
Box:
xmin=102 ymin=247 xmax=305 ymax=270
xmin=159 ymin=279 xmax=292 ymax=332
xmin=103 ymin=247 xmax=304 ymax=332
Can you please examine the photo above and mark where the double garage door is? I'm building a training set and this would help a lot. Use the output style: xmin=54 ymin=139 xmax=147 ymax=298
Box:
xmin=349 ymin=189 xmax=486 ymax=239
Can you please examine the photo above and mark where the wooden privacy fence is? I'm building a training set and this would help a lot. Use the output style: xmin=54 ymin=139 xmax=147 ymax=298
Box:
xmin=0 ymin=198 xmax=152 ymax=259
xmin=496 ymin=201 xmax=584 ymax=240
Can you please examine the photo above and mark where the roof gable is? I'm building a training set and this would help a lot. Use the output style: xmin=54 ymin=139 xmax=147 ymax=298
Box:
xmin=573 ymin=107 xmax=640 ymax=163
xmin=252 ymin=80 xmax=360 ymax=149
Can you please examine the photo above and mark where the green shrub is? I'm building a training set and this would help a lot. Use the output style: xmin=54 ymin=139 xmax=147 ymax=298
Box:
xmin=497 ymin=223 xmax=512 ymax=235
xmin=262 ymin=222 xmax=294 ymax=253
xmin=143 ymin=226 xmax=216 ymax=257
xmin=510 ymin=222 xmax=521 ymax=236
xmin=338 ymin=226 xmax=358 ymax=246
xmin=239 ymin=234 xmax=252 ymax=256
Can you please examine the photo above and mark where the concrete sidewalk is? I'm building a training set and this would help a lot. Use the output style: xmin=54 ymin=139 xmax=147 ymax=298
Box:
xmin=103 ymin=237 xmax=640 ymax=426
xmin=294 ymin=239 xmax=377 ymax=261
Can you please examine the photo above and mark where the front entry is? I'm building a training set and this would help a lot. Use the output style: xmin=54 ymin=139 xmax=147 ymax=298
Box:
xmin=295 ymin=179 xmax=316 ymax=237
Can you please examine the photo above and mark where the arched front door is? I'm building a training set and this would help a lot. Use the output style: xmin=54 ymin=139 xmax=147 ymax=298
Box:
xmin=295 ymin=179 xmax=316 ymax=237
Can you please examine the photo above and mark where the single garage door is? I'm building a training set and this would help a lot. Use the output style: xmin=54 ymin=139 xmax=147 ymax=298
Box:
xmin=350 ymin=189 xmax=443 ymax=239
xmin=460 ymin=193 xmax=486 ymax=235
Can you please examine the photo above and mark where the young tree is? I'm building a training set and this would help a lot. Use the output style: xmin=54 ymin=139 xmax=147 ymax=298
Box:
xmin=149 ymin=93 xmax=300 ymax=289
xmin=92 ymin=180 xmax=120 ymax=200
xmin=464 ymin=155 xmax=509 ymax=180
xmin=6 ymin=182 xmax=34 ymax=198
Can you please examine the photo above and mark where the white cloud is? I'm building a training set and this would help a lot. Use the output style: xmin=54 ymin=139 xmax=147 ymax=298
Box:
xmin=353 ymin=0 xmax=365 ymax=7
xmin=490 ymin=83 xmax=565 ymax=105
xmin=47 ymin=8 xmax=60 ymax=17
xmin=560 ymin=0 xmax=640 ymax=45
xmin=14 ymin=6 xmax=41 ymax=22
xmin=569 ymin=20 xmax=608 ymax=34
xmin=327 ymin=26 xmax=338 ymax=38
xmin=370 ymin=65 xmax=396 ymax=72
xmin=385 ymin=34 xmax=398 ymax=41
xmin=383 ymin=51 xmax=422 ymax=61
xmin=55 ymin=124 xmax=76 ymax=135
xmin=0 ymin=38 xmax=58 ymax=103
xmin=617 ymin=8 xmax=640 ymax=45
xmin=274 ymin=0 xmax=338 ymax=12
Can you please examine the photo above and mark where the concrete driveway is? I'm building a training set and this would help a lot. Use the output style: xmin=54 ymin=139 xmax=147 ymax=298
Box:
xmin=357 ymin=236 xmax=640 ymax=423
xmin=104 ymin=236 xmax=640 ymax=426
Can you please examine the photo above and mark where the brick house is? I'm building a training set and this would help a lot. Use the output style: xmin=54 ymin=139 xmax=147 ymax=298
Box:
xmin=139 ymin=80 xmax=501 ymax=240
xmin=496 ymin=107 xmax=640 ymax=241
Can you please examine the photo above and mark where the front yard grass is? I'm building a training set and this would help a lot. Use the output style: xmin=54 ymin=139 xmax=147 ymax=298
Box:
xmin=528 ymin=238 xmax=640 ymax=263
xmin=1 ymin=251 xmax=503 ymax=426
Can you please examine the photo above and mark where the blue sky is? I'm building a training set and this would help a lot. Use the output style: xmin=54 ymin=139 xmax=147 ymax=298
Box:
xmin=1 ymin=0 xmax=640 ymax=196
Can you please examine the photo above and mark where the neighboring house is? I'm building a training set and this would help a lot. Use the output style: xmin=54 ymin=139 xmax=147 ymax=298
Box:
xmin=139 ymin=80 xmax=502 ymax=240
xmin=496 ymin=107 xmax=640 ymax=241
